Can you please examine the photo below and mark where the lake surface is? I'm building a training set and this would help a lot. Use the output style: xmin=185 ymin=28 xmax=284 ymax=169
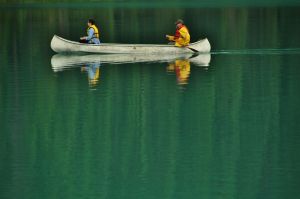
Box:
xmin=1 ymin=5 xmax=300 ymax=199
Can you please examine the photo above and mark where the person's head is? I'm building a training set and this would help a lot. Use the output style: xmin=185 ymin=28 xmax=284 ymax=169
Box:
xmin=175 ymin=19 xmax=184 ymax=28
xmin=88 ymin=19 xmax=95 ymax=27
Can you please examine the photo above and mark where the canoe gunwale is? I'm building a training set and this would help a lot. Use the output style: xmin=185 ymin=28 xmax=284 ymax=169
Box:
xmin=54 ymin=35 xmax=204 ymax=48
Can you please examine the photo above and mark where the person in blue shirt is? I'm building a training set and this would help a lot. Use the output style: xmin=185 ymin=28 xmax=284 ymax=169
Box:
xmin=80 ymin=19 xmax=101 ymax=44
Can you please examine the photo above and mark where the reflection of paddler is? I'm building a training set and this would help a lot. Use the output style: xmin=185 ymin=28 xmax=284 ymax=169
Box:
xmin=81 ymin=62 xmax=100 ymax=86
xmin=167 ymin=59 xmax=191 ymax=85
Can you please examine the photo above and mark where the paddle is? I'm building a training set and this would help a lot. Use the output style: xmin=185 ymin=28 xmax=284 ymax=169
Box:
xmin=186 ymin=47 xmax=199 ymax=53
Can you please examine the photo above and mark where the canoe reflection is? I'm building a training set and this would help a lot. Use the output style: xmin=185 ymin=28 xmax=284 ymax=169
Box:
xmin=51 ymin=53 xmax=211 ymax=86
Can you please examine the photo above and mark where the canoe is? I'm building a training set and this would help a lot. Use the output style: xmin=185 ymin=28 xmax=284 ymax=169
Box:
xmin=50 ymin=35 xmax=211 ymax=54
xmin=51 ymin=53 xmax=211 ymax=72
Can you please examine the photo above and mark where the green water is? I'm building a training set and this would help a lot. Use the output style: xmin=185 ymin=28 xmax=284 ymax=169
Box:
xmin=1 ymin=5 xmax=300 ymax=199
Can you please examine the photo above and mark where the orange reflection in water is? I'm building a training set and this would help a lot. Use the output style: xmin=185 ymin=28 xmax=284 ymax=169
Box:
xmin=167 ymin=59 xmax=191 ymax=85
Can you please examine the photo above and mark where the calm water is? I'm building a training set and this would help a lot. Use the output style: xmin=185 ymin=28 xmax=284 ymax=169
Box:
xmin=1 ymin=5 xmax=300 ymax=199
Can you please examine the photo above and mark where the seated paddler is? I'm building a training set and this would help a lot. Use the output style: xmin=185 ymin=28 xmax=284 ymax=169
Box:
xmin=80 ymin=19 xmax=101 ymax=44
xmin=166 ymin=19 xmax=190 ymax=47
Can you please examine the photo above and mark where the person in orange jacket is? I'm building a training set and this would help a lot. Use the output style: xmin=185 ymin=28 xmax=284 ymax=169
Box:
xmin=166 ymin=19 xmax=190 ymax=47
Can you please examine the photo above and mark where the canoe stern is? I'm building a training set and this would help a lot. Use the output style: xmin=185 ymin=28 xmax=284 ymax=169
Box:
xmin=189 ymin=38 xmax=211 ymax=53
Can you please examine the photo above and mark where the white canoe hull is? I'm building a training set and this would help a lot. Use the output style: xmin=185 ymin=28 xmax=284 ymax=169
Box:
xmin=50 ymin=35 xmax=211 ymax=54
xmin=51 ymin=53 xmax=211 ymax=72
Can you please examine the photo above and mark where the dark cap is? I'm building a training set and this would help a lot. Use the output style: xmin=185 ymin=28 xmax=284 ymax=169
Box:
xmin=175 ymin=19 xmax=184 ymax=25
xmin=88 ymin=19 xmax=95 ymax=25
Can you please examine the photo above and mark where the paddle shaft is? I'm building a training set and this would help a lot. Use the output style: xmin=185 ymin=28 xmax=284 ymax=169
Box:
xmin=187 ymin=47 xmax=199 ymax=53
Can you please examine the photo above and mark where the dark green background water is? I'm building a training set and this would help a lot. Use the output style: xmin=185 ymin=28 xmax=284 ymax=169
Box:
xmin=1 ymin=4 xmax=300 ymax=199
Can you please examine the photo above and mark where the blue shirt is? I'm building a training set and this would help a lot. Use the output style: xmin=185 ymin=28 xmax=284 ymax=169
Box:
xmin=87 ymin=63 xmax=100 ymax=80
xmin=86 ymin=28 xmax=100 ymax=44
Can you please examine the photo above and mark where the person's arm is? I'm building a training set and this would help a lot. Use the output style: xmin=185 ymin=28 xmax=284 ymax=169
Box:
xmin=166 ymin=35 xmax=175 ymax=41
xmin=86 ymin=28 xmax=94 ymax=41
